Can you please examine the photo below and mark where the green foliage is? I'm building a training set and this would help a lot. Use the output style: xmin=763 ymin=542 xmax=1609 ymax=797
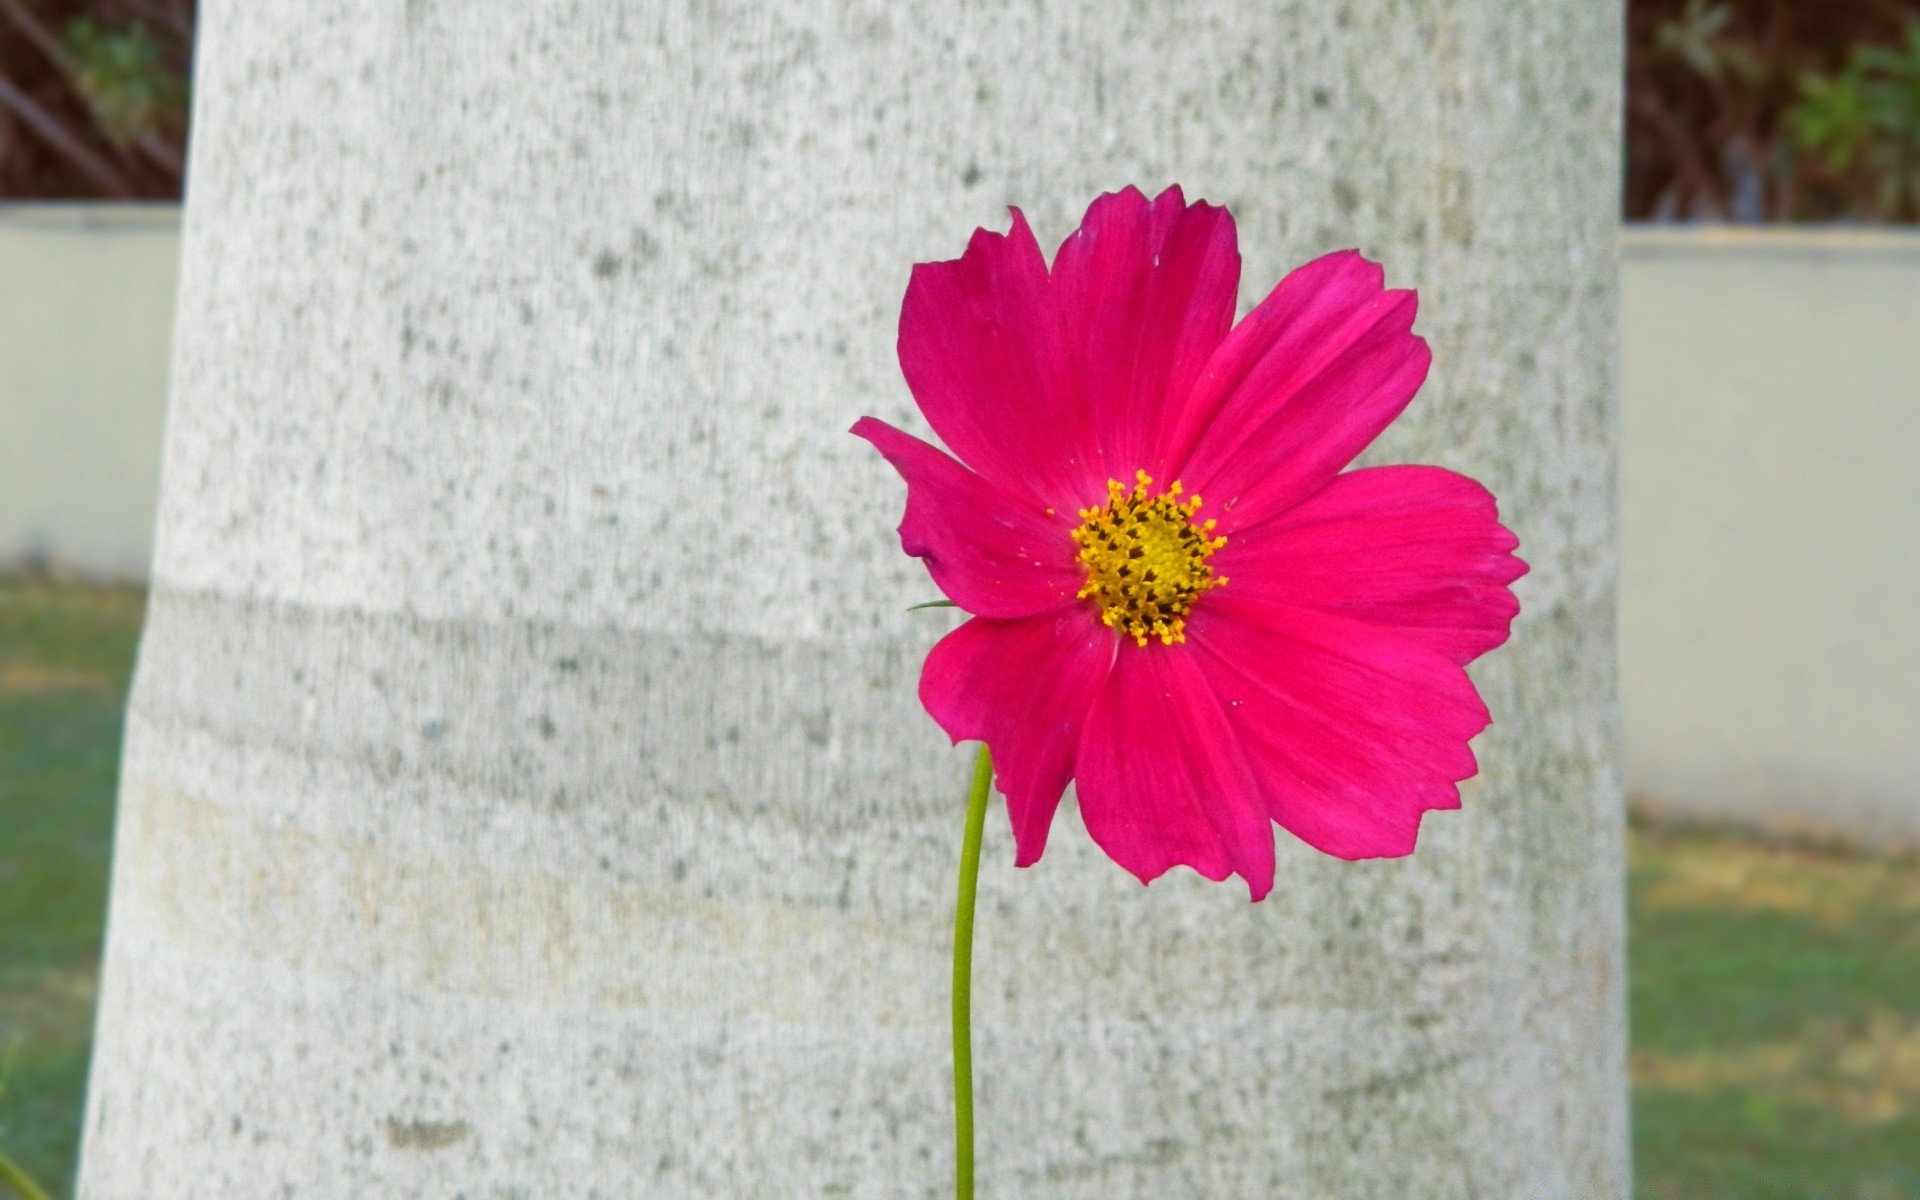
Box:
xmin=1627 ymin=0 xmax=1920 ymax=222
xmin=59 ymin=17 xmax=185 ymax=147
xmin=1855 ymin=24 xmax=1920 ymax=219
xmin=1787 ymin=22 xmax=1920 ymax=219
xmin=1790 ymin=69 xmax=1875 ymax=174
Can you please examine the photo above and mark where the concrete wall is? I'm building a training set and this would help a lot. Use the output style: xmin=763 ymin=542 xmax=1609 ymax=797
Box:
xmin=0 ymin=204 xmax=179 ymax=580
xmin=1621 ymin=227 xmax=1920 ymax=842
xmin=4 ymin=214 xmax=1917 ymax=843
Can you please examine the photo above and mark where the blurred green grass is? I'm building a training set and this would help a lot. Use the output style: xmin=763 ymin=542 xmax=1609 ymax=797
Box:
xmin=0 ymin=579 xmax=141 ymax=1197
xmin=1629 ymin=821 xmax=1920 ymax=1198
xmin=2 ymin=578 xmax=1919 ymax=1197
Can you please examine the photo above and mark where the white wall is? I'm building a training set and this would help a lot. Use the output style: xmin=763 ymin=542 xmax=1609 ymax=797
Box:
xmin=1621 ymin=227 xmax=1920 ymax=842
xmin=0 ymin=204 xmax=179 ymax=580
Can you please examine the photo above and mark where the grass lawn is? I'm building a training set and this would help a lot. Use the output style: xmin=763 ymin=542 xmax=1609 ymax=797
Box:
xmin=1629 ymin=820 xmax=1920 ymax=1197
xmin=0 ymin=580 xmax=142 ymax=1198
xmin=2 ymin=578 xmax=1918 ymax=1197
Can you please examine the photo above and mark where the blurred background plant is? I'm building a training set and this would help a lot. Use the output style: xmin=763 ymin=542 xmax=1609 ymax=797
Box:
xmin=0 ymin=0 xmax=190 ymax=199
xmin=8 ymin=0 xmax=1920 ymax=221
xmin=1628 ymin=0 xmax=1920 ymax=222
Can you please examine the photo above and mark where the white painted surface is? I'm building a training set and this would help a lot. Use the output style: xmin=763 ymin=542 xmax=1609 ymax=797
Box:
xmin=76 ymin=2 xmax=1627 ymax=1195
xmin=0 ymin=204 xmax=178 ymax=579
xmin=1620 ymin=227 xmax=1920 ymax=842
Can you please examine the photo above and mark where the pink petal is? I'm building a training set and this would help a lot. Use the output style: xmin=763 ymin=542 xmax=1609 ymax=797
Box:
xmin=920 ymin=607 xmax=1118 ymax=867
xmin=1165 ymin=251 xmax=1430 ymax=534
xmin=1073 ymin=642 xmax=1277 ymax=900
xmin=1185 ymin=593 xmax=1491 ymax=861
xmin=1050 ymin=186 xmax=1242 ymax=483
xmin=853 ymin=417 xmax=1084 ymax=619
xmin=1214 ymin=465 xmax=1527 ymax=666
xmin=897 ymin=208 xmax=1101 ymax=512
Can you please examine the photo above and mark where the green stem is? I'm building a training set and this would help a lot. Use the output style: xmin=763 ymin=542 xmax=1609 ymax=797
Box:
xmin=0 ymin=1148 xmax=51 ymax=1200
xmin=952 ymin=743 xmax=992 ymax=1200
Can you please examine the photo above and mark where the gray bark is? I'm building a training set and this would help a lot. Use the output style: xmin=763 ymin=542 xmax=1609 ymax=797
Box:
xmin=79 ymin=2 xmax=1627 ymax=1196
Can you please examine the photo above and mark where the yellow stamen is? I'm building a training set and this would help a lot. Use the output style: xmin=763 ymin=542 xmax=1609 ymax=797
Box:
xmin=1071 ymin=470 xmax=1228 ymax=647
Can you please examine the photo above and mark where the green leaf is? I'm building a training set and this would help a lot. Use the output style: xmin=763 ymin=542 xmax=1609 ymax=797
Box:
xmin=61 ymin=18 xmax=185 ymax=146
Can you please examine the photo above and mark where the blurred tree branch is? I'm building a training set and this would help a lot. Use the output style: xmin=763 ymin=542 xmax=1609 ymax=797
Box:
xmin=0 ymin=67 xmax=135 ymax=197
xmin=0 ymin=0 xmax=182 ymax=178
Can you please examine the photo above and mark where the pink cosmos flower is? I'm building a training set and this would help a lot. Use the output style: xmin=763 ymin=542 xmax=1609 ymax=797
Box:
xmin=854 ymin=185 xmax=1525 ymax=901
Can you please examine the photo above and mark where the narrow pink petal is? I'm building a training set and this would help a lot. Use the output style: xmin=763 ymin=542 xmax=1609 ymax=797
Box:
xmin=1215 ymin=465 xmax=1527 ymax=666
xmin=1073 ymin=643 xmax=1277 ymax=900
xmin=1050 ymin=186 xmax=1242 ymax=483
xmin=853 ymin=417 xmax=1084 ymax=619
xmin=898 ymin=209 xmax=1101 ymax=511
xmin=1165 ymin=251 xmax=1430 ymax=534
xmin=920 ymin=607 xmax=1117 ymax=867
xmin=1186 ymin=593 xmax=1491 ymax=861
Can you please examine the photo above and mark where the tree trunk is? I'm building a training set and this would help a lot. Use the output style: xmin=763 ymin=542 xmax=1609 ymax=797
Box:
xmin=79 ymin=2 xmax=1627 ymax=1196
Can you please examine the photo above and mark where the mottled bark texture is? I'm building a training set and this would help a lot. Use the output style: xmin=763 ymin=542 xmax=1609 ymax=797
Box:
xmin=79 ymin=2 xmax=1626 ymax=1196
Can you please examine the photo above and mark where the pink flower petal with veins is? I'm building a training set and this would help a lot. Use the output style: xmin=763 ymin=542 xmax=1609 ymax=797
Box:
xmin=1185 ymin=595 xmax=1492 ymax=861
xmin=919 ymin=606 xmax=1116 ymax=867
xmin=1051 ymin=185 xmax=1241 ymax=483
xmin=1213 ymin=465 xmax=1527 ymax=665
xmin=1168 ymin=250 xmax=1432 ymax=534
xmin=852 ymin=417 xmax=1083 ymax=619
xmin=897 ymin=209 xmax=1099 ymax=512
xmin=1075 ymin=642 xmax=1277 ymax=899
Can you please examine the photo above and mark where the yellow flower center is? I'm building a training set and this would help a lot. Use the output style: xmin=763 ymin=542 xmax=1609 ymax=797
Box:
xmin=1071 ymin=470 xmax=1228 ymax=647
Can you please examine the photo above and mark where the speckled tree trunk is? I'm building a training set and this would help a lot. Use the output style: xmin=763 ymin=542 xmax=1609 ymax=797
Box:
xmin=78 ymin=2 xmax=1627 ymax=1196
